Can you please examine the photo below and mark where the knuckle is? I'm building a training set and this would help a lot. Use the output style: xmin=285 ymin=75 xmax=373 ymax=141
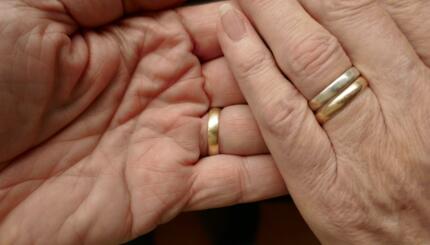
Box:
xmin=287 ymin=32 xmax=343 ymax=80
xmin=236 ymin=50 xmax=274 ymax=81
xmin=322 ymin=0 xmax=376 ymax=19
xmin=260 ymin=90 xmax=308 ymax=137
xmin=234 ymin=159 xmax=250 ymax=204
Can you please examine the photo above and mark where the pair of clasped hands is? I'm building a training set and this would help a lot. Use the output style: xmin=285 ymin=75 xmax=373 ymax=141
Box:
xmin=1 ymin=0 xmax=430 ymax=244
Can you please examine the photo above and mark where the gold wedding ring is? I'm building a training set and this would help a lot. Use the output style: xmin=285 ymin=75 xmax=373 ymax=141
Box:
xmin=309 ymin=67 xmax=360 ymax=111
xmin=208 ymin=108 xmax=221 ymax=156
xmin=315 ymin=77 xmax=368 ymax=124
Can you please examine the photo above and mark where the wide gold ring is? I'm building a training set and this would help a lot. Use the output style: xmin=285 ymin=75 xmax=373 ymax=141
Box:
xmin=208 ymin=108 xmax=221 ymax=156
xmin=315 ymin=77 xmax=368 ymax=124
xmin=309 ymin=67 xmax=361 ymax=111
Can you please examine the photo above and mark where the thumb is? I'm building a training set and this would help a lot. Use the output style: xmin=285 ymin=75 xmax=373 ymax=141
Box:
xmin=216 ymin=4 xmax=335 ymax=195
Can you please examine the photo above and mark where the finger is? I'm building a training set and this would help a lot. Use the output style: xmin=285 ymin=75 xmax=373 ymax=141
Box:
xmin=178 ymin=2 xmax=225 ymax=60
xmin=61 ymin=0 xmax=184 ymax=27
xmin=187 ymin=155 xmax=287 ymax=210
xmin=236 ymin=0 xmax=351 ymax=99
xmin=380 ymin=0 xmax=430 ymax=66
xmin=60 ymin=1 xmax=224 ymax=60
xmin=202 ymin=57 xmax=246 ymax=107
xmin=200 ymin=105 xmax=268 ymax=156
xmin=298 ymin=0 xmax=427 ymax=111
xmin=233 ymin=1 xmax=386 ymax=135
xmin=217 ymin=4 xmax=335 ymax=190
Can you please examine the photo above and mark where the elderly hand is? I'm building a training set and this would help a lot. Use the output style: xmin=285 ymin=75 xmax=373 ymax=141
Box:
xmin=0 ymin=1 xmax=286 ymax=244
xmin=218 ymin=0 xmax=430 ymax=244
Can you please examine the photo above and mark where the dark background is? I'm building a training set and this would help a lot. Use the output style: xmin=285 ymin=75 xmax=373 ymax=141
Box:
xmin=126 ymin=196 xmax=319 ymax=245
xmin=126 ymin=1 xmax=319 ymax=244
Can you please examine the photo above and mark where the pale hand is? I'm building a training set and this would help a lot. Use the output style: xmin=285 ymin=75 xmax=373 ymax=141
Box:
xmin=0 ymin=1 xmax=285 ymax=244
xmin=218 ymin=1 xmax=430 ymax=244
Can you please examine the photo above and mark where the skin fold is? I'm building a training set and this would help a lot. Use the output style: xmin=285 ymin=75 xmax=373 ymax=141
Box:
xmin=218 ymin=0 xmax=430 ymax=244
xmin=0 ymin=1 xmax=285 ymax=244
xmin=2 ymin=0 xmax=430 ymax=244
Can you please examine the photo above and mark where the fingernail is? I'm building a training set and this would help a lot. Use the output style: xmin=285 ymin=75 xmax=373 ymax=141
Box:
xmin=219 ymin=4 xmax=246 ymax=41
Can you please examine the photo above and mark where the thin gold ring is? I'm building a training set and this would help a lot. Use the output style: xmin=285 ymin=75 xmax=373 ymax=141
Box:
xmin=208 ymin=108 xmax=221 ymax=156
xmin=316 ymin=77 xmax=368 ymax=124
xmin=309 ymin=67 xmax=360 ymax=111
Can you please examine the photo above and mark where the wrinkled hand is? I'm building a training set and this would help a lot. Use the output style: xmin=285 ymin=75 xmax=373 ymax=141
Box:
xmin=218 ymin=1 xmax=430 ymax=244
xmin=0 ymin=1 xmax=286 ymax=244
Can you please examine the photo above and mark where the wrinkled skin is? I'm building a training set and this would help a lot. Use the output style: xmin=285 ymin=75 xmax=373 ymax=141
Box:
xmin=0 ymin=1 xmax=200 ymax=243
xmin=218 ymin=1 xmax=430 ymax=244
xmin=0 ymin=1 xmax=288 ymax=244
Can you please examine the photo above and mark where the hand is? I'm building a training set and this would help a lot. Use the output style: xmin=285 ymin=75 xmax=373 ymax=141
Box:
xmin=0 ymin=1 xmax=287 ymax=244
xmin=218 ymin=1 xmax=430 ymax=244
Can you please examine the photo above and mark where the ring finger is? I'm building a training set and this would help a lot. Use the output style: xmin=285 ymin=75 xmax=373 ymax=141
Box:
xmin=200 ymin=104 xmax=268 ymax=156
xmin=202 ymin=57 xmax=267 ymax=156
xmin=203 ymin=57 xmax=245 ymax=107
xmin=236 ymin=0 xmax=383 ymax=135
xmin=237 ymin=0 xmax=352 ymax=100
